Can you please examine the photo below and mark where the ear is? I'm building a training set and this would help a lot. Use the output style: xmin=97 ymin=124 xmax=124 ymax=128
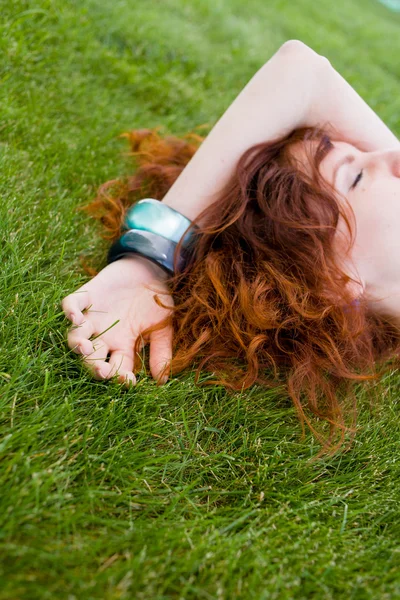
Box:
xmin=336 ymin=254 xmax=365 ymax=301
xmin=344 ymin=271 xmax=365 ymax=303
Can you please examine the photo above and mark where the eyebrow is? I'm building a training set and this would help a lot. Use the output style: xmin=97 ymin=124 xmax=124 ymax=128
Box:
xmin=315 ymin=134 xmax=334 ymax=164
xmin=333 ymin=154 xmax=355 ymax=185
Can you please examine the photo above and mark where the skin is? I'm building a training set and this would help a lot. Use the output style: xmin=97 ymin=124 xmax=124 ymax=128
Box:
xmin=319 ymin=142 xmax=400 ymax=318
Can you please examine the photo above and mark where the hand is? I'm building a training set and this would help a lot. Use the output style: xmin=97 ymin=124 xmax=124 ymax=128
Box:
xmin=62 ymin=256 xmax=174 ymax=385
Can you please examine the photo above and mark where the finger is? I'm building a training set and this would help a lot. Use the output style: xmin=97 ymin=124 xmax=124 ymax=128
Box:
xmin=107 ymin=350 xmax=136 ymax=385
xmin=82 ymin=339 xmax=110 ymax=379
xmin=149 ymin=325 xmax=173 ymax=384
xmin=62 ymin=290 xmax=91 ymax=326
xmin=67 ymin=320 xmax=96 ymax=354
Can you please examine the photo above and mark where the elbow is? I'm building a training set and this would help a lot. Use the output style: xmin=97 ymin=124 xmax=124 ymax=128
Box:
xmin=275 ymin=39 xmax=331 ymax=67
xmin=278 ymin=39 xmax=311 ymax=55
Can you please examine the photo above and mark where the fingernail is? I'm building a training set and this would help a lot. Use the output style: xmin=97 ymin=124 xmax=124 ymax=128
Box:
xmin=95 ymin=366 xmax=106 ymax=379
xmin=118 ymin=373 xmax=135 ymax=387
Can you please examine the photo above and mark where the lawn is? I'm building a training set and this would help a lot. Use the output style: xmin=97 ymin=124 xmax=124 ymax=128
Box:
xmin=1 ymin=0 xmax=400 ymax=598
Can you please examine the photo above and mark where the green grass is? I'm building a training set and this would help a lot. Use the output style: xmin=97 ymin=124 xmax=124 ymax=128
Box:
xmin=2 ymin=0 xmax=400 ymax=598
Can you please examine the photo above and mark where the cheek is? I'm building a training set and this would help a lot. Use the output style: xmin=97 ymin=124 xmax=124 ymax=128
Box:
xmin=332 ymin=190 xmax=380 ymax=263
xmin=332 ymin=182 xmax=400 ymax=266
xmin=352 ymin=186 xmax=400 ymax=247
xmin=345 ymin=187 xmax=400 ymax=282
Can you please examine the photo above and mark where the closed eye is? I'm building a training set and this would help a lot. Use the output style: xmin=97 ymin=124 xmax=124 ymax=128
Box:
xmin=351 ymin=170 xmax=363 ymax=189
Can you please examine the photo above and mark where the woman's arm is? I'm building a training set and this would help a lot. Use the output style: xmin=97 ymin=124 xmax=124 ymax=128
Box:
xmin=309 ymin=51 xmax=400 ymax=152
xmin=162 ymin=40 xmax=399 ymax=220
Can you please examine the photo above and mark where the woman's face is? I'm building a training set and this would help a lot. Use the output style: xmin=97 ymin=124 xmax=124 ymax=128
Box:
xmin=319 ymin=141 xmax=400 ymax=317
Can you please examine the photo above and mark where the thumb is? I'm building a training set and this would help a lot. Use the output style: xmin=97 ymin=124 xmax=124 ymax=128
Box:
xmin=149 ymin=324 xmax=173 ymax=384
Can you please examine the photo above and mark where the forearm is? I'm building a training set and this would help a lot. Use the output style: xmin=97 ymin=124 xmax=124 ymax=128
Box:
xmin=161 ymin=41 xmax=317 ymax=220
xmin=309 ymin=58 xmax=400 ymax=152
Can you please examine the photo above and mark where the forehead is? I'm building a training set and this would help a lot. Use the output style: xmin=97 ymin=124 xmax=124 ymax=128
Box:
xmin=289 ymin=137 xmax=356 ymax=179
xmin=288 ymin=136 xmax=327 ymax=170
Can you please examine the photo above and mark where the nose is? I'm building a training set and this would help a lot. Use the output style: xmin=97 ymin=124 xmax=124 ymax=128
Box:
xmin=365 ymin=148 xmax=400 ymax=177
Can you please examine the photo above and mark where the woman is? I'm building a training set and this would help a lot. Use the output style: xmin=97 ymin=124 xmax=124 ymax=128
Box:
xmin=62 ymin=40 xmax=400 ymax=449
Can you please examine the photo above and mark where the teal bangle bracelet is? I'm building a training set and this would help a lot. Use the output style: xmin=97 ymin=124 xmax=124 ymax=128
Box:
xmin=123 ymin=198 xmax=194 ymax=245
xmin=107 ymin=229 xmax=190 ymax=274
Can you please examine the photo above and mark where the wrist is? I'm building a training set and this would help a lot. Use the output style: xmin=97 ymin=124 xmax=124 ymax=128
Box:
xmin=121 ymin=254 xmax=170 ymax=281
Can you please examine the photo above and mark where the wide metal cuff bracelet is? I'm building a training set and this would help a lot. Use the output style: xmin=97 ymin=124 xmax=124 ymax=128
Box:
xmin=107 ymin=229 xmax=188 ymax=275
xmin=123 ymin=198 xmax=194 ymax=246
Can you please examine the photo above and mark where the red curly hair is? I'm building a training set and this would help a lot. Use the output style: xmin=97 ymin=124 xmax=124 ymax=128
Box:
xmin=84 ymin=126 xmax=400 ymax=453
